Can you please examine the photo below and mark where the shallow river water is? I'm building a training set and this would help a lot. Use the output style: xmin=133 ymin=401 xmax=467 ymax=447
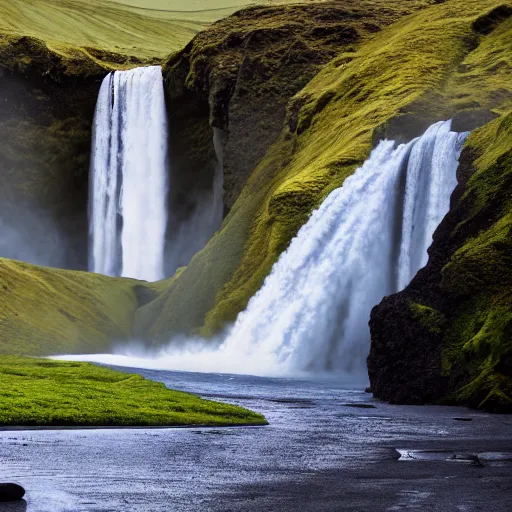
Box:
xmin=1 ymin=367 xmax=511 ymax=511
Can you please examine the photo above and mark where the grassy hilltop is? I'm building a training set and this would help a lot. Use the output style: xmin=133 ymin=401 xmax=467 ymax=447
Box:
xmin=0 ymin=0 xmax=325 ymax=58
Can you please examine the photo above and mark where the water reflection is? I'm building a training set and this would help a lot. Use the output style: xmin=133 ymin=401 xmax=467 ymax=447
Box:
xmin=0 ymin=500 xmax=27 ymax=512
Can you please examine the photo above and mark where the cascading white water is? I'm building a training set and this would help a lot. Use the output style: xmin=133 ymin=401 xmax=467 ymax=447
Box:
xmin=397 ymin=121 xmax=465 ymax=289
xmin=89 ymin=66 xmax=168 ymax=282
xmin=218 ymin=120 xmax=466 ymax=376
xmin=64 ymin=120 xmax=468 ymax=378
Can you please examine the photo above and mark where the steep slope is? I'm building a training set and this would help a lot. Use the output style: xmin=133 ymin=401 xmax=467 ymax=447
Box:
xmin=0 ymin=258 xmax=144 ymax=355
xmin=136 ymin=0 xmax=436 ymax=340
xmin=138 ymin=0 xmax=512 ymax=343
xmin=369 ymin=111 xmax=512 ymax=412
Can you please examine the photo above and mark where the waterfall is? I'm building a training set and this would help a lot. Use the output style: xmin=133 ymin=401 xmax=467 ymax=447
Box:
xmin=397 ymin=121 xmax=465 ymax=289
xmin=66 ymin=120 xmax=468 ymax=378
xmin=89 ymin=66 xmax=168 ymax=282
xmin=214 ymin=120 xmax=467 ymax=376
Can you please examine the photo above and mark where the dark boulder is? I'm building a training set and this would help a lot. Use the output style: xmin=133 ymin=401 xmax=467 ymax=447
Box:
xmin=0 ymin=483 xmax=25 ymax=502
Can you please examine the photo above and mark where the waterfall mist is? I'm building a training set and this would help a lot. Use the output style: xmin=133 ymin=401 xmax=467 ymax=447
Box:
xmin=89 ymin=66 xmax=168 ymax=282
xmin=0 ymin=209 xmax=68 ymax=268
xmin=63 ymin=120 xmax=468 ymax=379
xmin=164 ymin=128 xmax=225 ymax=276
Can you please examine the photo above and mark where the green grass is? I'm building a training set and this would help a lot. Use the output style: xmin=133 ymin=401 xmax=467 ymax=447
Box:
xmin=0 ymin=258 xmax=143 ymax=356
xmin=0 ymin=356 xmax=267 ymax=426
xmin=0 ymin=0 xmax=326 ymax=59
xmin=142 ymin=0 xmax=512 ymax=339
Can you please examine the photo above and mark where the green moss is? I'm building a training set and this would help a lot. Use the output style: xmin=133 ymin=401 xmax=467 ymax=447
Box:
xmin=142 ymin=0 xmax=512 ymax=341
xmin=409 ymin=302 xmax=446 ymax=334
xmin=437 ymin=112 xmax=512 ymax=411
xmin=141 ymin=0 xmax=451 ymax=339
xmin=0 ymin=258 xmax=147 ymax=355
xmin=0 ymin=356 xmax=267 ymax=426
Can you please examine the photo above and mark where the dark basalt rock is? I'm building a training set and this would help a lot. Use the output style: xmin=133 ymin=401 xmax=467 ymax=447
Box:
xmin=368 ymin=146 xmax=479 ymax=406
xmin=0 ymin=483 xmax=25 ymax=502
xmin=368 ymin=112 xmax=512 ymax=412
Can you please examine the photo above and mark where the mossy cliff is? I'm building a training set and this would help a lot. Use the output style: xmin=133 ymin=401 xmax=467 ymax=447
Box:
xmin=163 ymin=0 xmax=434 ymax=210
xmin=0 ymin=34 xmax=154 ymax=268
xmin=137 ymin=0 xmax=437 ymax=340
xmin=369 ymin=111 xmax=512 ymax=413
xmin=138 ymin=0 xmax=512 ymax=345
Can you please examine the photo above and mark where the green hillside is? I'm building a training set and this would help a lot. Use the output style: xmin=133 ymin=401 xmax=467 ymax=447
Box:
xmin=0 ymin=258 xmax=141 ymax=356
xmin=141 ymin=0 xmax=512 ymax=339
xmin=0 ymin=0 xmax=324 ymax=58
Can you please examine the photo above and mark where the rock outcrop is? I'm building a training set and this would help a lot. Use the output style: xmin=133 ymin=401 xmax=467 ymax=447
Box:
xmin=0 ymin=483 xmax=25 ymax=502
xmin=369 ymin=112 xmax=512 ymax=412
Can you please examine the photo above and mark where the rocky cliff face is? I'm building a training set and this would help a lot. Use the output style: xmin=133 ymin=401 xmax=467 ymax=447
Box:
xmin=138 ymin=0 xmax=512 ymax=345
xmin=369 ymin=112 xmax=512 ymax=413
xmin=0 ymin=35 xmax=155 ymax=269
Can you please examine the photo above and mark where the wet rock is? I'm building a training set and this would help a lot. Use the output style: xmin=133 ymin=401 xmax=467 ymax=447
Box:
xmin=0 ymin=483 xmax=25 ymax=502
xmin=451 ymin=108 xmax=499 ymax=132
xmin=343 ymin=403 xmax=376 ymax=409
xmin=453 ymin=417 xmax=473 ymax=421
xmin=450 ymin=453 xmax=484 ymax=467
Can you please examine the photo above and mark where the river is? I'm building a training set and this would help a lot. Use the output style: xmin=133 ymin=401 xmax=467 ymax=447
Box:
xmin=1 ymin=367 xmax=511 ymax=511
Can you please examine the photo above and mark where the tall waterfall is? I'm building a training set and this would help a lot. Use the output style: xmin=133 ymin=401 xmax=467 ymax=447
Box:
xmin=89 ymin=66 xmax=168 ymax=282
xmin=65 ymin=120 xmax=467 ymax=378
xmin=214 ymin=120 xmax=468 ymax=375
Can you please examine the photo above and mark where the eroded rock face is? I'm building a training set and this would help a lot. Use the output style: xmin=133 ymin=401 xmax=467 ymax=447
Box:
xmin=368 ymin=113 xmax=512 ymax=412
xmin=163 ymin=2 xmax=418 ymax=212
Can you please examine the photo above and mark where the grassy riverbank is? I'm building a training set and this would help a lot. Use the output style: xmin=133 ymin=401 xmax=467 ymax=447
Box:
xmin=0 ymin=356 xmax=267 ymax=427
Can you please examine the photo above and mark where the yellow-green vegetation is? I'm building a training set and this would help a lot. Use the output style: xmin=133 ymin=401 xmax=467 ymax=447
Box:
xmin=0 ymin=258 xmax=141 ymax=355
xmin=0 ymin=0 xmax=326 ymax=60
xmin=409 ymin=302 xmax=446 ymax=335
xmin=441 ymin=112 xmax=512 ymax=412
xmin=143 ymin=0 xmax=512 ymax=340
xmin=0 ymin=356 xmax=267 ymax=426
xmin=138 ymin=0 xmax=438 ymax=339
